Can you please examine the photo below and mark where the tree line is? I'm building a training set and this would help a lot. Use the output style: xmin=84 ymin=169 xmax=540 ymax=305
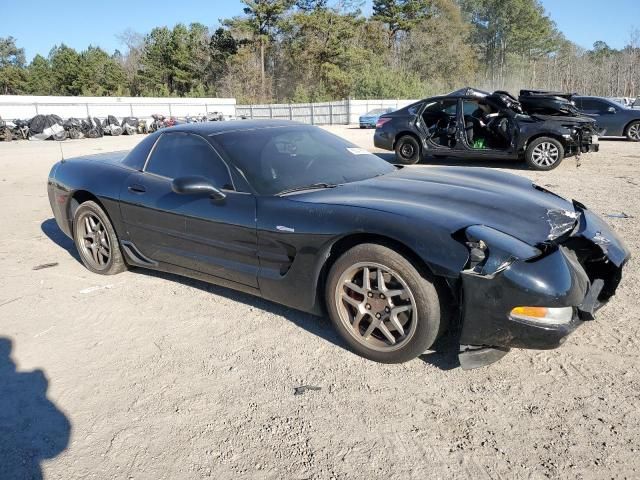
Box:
xmin=1 ymin=0 xmax=638 ymax=103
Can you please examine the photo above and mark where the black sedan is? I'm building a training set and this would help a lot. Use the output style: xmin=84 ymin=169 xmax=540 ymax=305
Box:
xmin=573 ymin=96 xmax=640 ymax=141
xmin=47 ymin=120 xmax=629 ymax=368
xmin=374 ymin=88 xmax=600 ymax=170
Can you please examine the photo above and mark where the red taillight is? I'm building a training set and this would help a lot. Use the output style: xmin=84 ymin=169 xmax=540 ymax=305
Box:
xmin=376 ymin=117 xmax=391 ymax=129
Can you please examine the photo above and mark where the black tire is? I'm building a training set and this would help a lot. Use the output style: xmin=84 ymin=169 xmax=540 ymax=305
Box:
xmin=325 ymin=243 xmax=442 ymax=363
xmin=524 ymin=136 xmax=564 ymax=171
xmin=72 ymin=201 xmax=127 ymax=275
xmin=624 ymin=120 xmax=640 ymax=142
xmin=394 ymin=135 xmax=421 ymax=165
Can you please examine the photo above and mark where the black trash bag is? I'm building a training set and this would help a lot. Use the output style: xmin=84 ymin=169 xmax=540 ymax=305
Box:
xmin=28 ymin=114 xmax=65 ymax=140
xmin=121 ymin=117 xmax=139 ymax=135
xmin=63 ymin=118 xmax=84 ymax=140
xmin=81 ymin=117 xmax=103 ymax=138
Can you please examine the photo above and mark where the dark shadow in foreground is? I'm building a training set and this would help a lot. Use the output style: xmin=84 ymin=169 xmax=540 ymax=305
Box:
xmin=0 ymin=338 xmax=71 ymax=480
xmin=41 ymin=218 xmax=81 ymax=263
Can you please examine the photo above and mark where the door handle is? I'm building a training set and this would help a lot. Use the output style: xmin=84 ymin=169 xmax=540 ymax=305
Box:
xmin=128 ymin=184 xmax=146 ymax=193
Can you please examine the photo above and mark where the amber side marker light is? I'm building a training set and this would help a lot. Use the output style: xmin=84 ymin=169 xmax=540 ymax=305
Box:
xmin=510 ymin=306 xmax=574 ymax=325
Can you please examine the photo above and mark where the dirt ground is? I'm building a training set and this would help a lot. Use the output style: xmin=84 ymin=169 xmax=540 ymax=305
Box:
xmin=1 ymin=125 xmax=639 ymax=479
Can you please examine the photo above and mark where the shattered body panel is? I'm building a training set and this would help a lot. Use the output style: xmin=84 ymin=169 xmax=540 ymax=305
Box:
xmin=459 ymin=202 xmax=629 ymax=353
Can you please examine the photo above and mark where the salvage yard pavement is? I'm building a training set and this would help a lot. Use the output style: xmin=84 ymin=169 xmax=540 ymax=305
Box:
xmin=1 ymin=127 xmax=639 ymax=479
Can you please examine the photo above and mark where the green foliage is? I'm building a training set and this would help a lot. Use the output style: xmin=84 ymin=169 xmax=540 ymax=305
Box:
xmin=1 ymin=2 xmax=639 ymax=101
xmin=0 ymin=36 xmax=27 ymax=94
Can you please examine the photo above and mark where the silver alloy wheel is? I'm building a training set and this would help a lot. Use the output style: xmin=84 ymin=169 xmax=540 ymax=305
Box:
xmin=77 ymin=212 xmax=111 ymax=270
xmin=334 ymin=262 xmax=418 ymax=352
xmin=629 ymin=123 xmax=640 ymax=141
xmin=531 ymin=141 xmax=560 ymax=167
xmin=400 ymin=142 xmax=415 ymax=158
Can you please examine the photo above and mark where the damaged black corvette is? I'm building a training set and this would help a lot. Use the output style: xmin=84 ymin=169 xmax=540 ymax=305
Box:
xmin=47 ymin=121 xmax=629 ymax=368
xmin=375 ymin=88 xmax=601 ymax=170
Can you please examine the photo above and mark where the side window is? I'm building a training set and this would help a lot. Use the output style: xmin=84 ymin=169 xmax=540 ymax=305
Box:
xmin=581 ymin=99 xmax=609 ymax=113
xmin=423 ymin=100 xmax=458 ymax=115
xmin=407 ymin=102 xmax=423 ymax=115
xmin=145 ymin=133 xmax=232 ymax=189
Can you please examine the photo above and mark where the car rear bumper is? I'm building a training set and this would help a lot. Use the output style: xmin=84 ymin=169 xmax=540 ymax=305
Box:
xmin=373 ymin=130 xmax=394 ymax=151
xmin=459 ymin=204 xmax=629 ymax=351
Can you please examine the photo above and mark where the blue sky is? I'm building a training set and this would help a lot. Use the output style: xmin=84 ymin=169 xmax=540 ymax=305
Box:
xmin=2 ymin=0 xmax=638 ymax=61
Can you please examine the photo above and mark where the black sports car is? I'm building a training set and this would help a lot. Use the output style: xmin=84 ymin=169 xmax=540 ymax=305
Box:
xmin=374 ymin=88 xmax=600 ymax=170
xmin=47 ymin=120 xmax=629 ymax=368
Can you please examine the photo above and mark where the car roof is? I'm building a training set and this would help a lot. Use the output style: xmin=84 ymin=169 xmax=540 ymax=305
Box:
xmin=166 ymin=119 xmax=306 ymax=136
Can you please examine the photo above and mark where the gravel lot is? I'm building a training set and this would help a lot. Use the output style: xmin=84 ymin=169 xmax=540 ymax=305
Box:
xmin=1 ymin=126 xmax=639 ymax=479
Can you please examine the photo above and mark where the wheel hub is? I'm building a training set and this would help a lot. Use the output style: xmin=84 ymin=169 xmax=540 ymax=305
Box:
xmin=335 ymin=262 xmax=417 ymax=352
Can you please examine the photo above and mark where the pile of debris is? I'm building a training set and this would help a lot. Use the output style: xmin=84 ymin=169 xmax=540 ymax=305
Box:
xmin=0 ymin=111 xmax=235 ymax=142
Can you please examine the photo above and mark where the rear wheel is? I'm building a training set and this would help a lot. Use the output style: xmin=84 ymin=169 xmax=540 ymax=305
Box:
xmin=525 ymin=137 xmax=564 ymax=171
xmin=625 ymin=121 xmax=640 ymax=142
xmin=73 ymin=201 xmax=126 ymax=275
xmin=325 ymin=243 xmax=442 ymax=363
xmin=394 ymin=135 xmax=421 ymax=165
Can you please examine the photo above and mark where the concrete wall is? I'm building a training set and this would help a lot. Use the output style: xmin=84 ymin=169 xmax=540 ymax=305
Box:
xmin=0 ymin=95 xmax=237 ymax=121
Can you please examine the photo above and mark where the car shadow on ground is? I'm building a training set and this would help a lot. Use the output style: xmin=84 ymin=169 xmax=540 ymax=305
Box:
xmin=41 ymin=218 xmax=462 ymax=371
xmin=374 ymin=152 xmax=529 ymax=170
xmin=0 ymin=337 xmax=71 ymax=479
xmin=41 ymin=218 xmax=81 ymax=263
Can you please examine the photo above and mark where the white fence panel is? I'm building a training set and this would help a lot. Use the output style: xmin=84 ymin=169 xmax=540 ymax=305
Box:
xmin=0 ymin=95 xmax=236 ymax=121
xmin=236 ymin=99 xmax=418 ymax=125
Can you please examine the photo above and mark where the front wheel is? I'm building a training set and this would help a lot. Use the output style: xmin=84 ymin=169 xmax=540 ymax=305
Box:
xmin=73 ymin=201 xmax=127 ymax=275
xmin=325 ymin=243 xmax=443 ymax=363
xmin=525 ymin=137 xmax=564 ymax=171
xmin=394 ymin=135 xmax=421 ymax=165
xmin=625 ymin=120 xmax=640 ymax=142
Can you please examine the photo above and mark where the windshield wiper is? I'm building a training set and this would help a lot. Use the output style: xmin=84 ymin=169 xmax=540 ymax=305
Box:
xmin=276 ymin=182 xmax=339 ymax=196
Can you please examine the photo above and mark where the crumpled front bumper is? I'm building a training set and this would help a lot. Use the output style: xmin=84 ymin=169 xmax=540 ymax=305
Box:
xmin=459 ymin=203 xmax=629 ymax=351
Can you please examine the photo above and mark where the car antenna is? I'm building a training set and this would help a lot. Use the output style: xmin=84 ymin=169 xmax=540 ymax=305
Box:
xmin=58 ymin=141 xmax=65 ymax=162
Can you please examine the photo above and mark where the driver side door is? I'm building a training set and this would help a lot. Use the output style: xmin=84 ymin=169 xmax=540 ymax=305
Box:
xmin=119 ymin=132 xmax=259 ymax=288
xmin=415 ymin=98 xmax=462 ymax=153
xmin=576 ymin=98 xmax=621 ymax=135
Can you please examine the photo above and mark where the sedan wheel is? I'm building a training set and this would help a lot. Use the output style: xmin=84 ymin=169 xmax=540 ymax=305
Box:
xmin=525 ymin=137 xmax=565 ymax=171
xmin=394 ymin=135 xmax=421 ymax=165
xmin=325 ymin=243 xmax=443 ymax=363
xmin=531 ymin=142 xmax=559 ymax=167
xmin=626 ymin=121 xmax=640 ymax=142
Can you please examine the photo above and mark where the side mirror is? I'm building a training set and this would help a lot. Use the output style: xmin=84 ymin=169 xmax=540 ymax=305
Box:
xmin=607 ymin=106 xmax=616 ymax=114
xmin=172 ymin=175 xmax=226 ymax=200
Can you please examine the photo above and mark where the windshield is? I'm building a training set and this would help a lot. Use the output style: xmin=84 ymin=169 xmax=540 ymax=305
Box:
xmin=212 ymin=125 xmax=395 ymax=195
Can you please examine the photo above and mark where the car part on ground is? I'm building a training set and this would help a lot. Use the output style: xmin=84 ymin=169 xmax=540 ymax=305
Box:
xmin=46 ymin=120 xmax=630 ymax=369
xmin=374 ymin=87 xmax=600 ymax=170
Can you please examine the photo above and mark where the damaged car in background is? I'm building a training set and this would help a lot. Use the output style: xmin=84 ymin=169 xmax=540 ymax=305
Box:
xmin=375 ymin=87 xmax=601 ymax=170
xmin=47 ymin=121 xmax=629 ymax=369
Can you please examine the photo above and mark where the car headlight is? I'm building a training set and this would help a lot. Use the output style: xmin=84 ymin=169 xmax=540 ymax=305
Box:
xmin=510 ymin=306 xmax=574 ymax=325
xmin=462 ymin=225 xmax=542 ymax=276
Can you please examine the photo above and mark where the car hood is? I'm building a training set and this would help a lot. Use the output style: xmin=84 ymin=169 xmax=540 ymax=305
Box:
xmin=291 ymin=167 xmax=578 ymax=245
xmin=65 ymin=150 xmax=129 ymax=165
